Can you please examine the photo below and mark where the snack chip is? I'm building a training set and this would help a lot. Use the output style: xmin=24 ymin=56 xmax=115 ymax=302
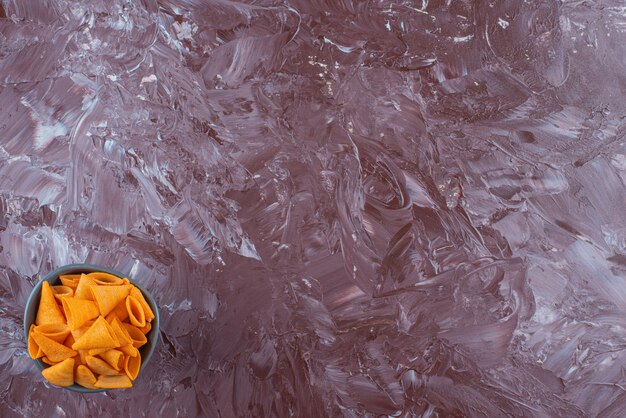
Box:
xmin=87 ymin=348 xmax=109 ymax=356
xmin=118 ymin=344 xmax=139 ymax=358
xmin=41 ymin=358 xmax=75 ymax=387
xmin=27 ymin=325 xmax=43 ymax=359
xmin=109 ymin=317 xmax=133 ymax=345
xmin=121 ymin=323 xmax=147 ymax=348
xmin=63 ymin=334 xmax=75 ymax=349
xmin=87 ymin=272 xmax=126 ymax=286
xmin=77 ymin=349 xmax=90 ymax=365
xmin=59 ymin=274 xmax=81 ymax=289
xmin=28 ymin=271 xmax=155 ymax=390
xmin=33 ymin=323 xmax=70 ymax=344
xmin=51 ymin=285 xmax=74 ymax=303
xmin=72 ymin=316 xmax=120 ymax=350
xmin=100 ymin=349 xmax=125 ymax=371
xmin=35 ymin=282 xmax=66 ymax=326
xmin=31 ymin=332 xmax=77 ymax=363
xmin=85 ymin=355 xmax=119 ymax=376
xmin=95 ymin=374 xmax=133 ymax=389
xmin=126 ymin=295 xmax=146 ymax=328
xmin=41 ymin=357 xmax=59 ymax=366
xmin=91 ymin=285 xmax=131 ymax=317
xmin=124 ymin=354 xmax=141 ymax=380
xmin=74 ymin=274 xmax=97 ymax=300
xmin=105 ymin=301 xmax=130 ymax=323
xmin=70 ymin=320 xmax=94 ymax=341
xmin=130 ymin=287 xmax=155 ymax=322
xmin=75 ymin=365 xmax=97 ymax=389
xmin=62 ymin=298 xmax=99 ymax=330
xmin=139 ymin=322 xmax=151 ymax=334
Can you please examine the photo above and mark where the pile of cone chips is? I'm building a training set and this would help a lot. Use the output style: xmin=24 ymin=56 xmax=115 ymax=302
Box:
xmin=27 ymin=272 xmax=155 ymax=389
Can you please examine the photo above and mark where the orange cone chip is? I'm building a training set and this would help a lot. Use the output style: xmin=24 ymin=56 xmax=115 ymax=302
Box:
xmin=100 ymin=349 xmax=125 ymax=371
xmin=87 ymin=348 xmax=108 ymax=356
xmin=73 ymin=351 xmax=84 ymax=366
xmin=85 ymin=355 xmax=119 ymax=376
xmin=126 ymin=295 xmax=146 ymax=328
xmin=139 ymin=322 xmax=151 ymax=334
xmin=70 ymin=320 xmax=94 ymax=340
xmin=109 ymin=317 xmax=133 ymax=346
xmin=86 ymin=272 xmax=126 ymax=286
xmin=130 ymin=287 xmax=155 ymax=322
xmin=121 ymin=323 xmax=147 ymax=348
xmin=28 ymin=325 xmax=43 ymax=359
xmin=62 ymin=297 xmax=99 ymax=330
xmin=91 ymin=285 xmax=132 ymax=317
xmin=95 ymin=374 xmax=132 ymax=389
xmin=51 ymin=285 xmax=74 ymax=303
xmin=36 ymin=282 xmax=66 ymax=326
xmin=105 ymin=301 xmax=129 ymax=323
xmin=72 ymin=316 xmax=120 ymax=350
xmin=78 ymin=350 xmax=90 ymax=365
xmin=31 ymin=332 xmax=77 ymax=363
xmin=74 ymin=365 xmax=98 ymax=389
xmin=63 ymin=333 xmax=75 ymax=348
xmin=124 ymin=354 xmax=141 ymax=380
xmin=74 ymin=274 xmax=97 ymax=300
xmin=118 ymin=344 xmax=139 ymax=358
xmin=33 ymin=323 xmax=71 ymax=360
xmin=41 ymin=357 xmax=58 ymax=366
xmin=59 ymin=274 xmax=81 ymax=289
xmin=33 ymin=323 xmax=70 ymax=343
xmin=41 ymin=358 xmax=75 ymax=387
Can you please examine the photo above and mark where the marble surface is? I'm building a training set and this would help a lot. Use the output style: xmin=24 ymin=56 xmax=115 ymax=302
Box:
xmin=1 ymin=0 xmax=626 ymax=416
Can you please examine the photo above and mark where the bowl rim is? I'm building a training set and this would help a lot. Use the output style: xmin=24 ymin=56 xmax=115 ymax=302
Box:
xmin=24 ymin=263 xmax=160 ymax=393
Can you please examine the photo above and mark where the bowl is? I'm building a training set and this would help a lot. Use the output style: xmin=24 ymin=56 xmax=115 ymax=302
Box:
xmin=24 ymin=263 xmax=160 ymax=393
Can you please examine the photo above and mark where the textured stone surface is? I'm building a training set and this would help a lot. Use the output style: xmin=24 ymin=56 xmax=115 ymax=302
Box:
xmin=1 ymin=0 xmax=626 ymax=416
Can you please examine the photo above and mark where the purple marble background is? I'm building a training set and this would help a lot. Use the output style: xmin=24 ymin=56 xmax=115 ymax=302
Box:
xmin=1 ymin=0 xmax=626 ymax=416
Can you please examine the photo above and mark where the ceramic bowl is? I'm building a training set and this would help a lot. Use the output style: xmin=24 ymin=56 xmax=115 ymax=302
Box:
xmin=23 ymin=263 xmax=159 ymax=393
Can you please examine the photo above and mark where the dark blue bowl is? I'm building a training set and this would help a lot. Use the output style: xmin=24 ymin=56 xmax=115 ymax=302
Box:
xmin=23 ymin=263 xmax=160 ymax=393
